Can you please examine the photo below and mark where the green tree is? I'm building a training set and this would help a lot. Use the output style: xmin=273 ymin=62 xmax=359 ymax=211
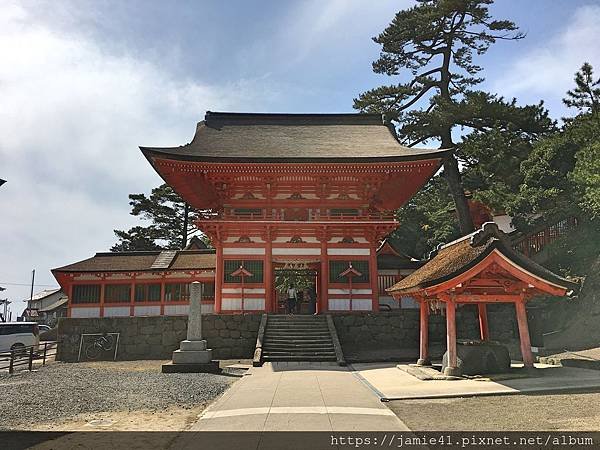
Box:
xmin=354 ymin=0 xmax=530 ymax=234
xmin=392 ymin=175 xmax=459 ymax=258
xmin=563 ymin=62 xmax=600 ymax=115
xmin=112 ymin=184 xmax=201 ymax=251
xmin=509 ymin=63 xmax=600 ymax=227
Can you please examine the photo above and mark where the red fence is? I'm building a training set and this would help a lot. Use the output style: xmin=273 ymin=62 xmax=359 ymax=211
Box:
xmin=512 ymin=216 xmax=579 ymax=257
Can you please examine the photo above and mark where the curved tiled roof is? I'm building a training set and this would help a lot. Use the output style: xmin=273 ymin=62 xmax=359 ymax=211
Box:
xmin=387 ymin=223 xmax=579 ymax=295
xmin=141 ymin=112 xmax=450 ymax=163
xmin=53 ymin=250 xmax=216 ymax=273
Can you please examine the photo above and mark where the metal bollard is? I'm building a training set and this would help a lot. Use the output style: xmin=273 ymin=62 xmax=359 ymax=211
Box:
xmin=28 ymin=347 xmax=34 ymax=371
xmin=43 ymin=343 xmax=48 ymax=365
xmin=9 ymin=351 xmax=14 ymax=374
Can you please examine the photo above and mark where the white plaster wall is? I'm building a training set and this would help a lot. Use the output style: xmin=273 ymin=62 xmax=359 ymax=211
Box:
xmin=222 ymin=288 xmax=265 ymax=294
xmin=243 ymin=298 xmax=265 ymax=310
xmin=222 ymin=298 xmax=242 ymax=310
xmin=103 ymin=306 xmax=131 ymax=317
xmin=134 ymin=306 xmax=161 ymax=316
xmin=328 ymin=299 xmax=350 ymax=310
xmin=351 ymin=299 xmax=373 ymax=311
xmin=164 ymin=304 xmax=189 ymax=316
xmin=272 ymin=248 xmax=321 ymax=255
xmin=327 ymin=248 xmax=370 ymax=255
xmin=223 ymin=247 xmax=266 ymax=255
xmin=328 ymin=288 xmax=372 ymax=295
xmin=70 ymin=307 xmax=100 ymax=318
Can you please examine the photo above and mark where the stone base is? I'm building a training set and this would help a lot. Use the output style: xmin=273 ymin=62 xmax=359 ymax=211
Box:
xmin=172 ymin=348 xmax=213 ymax=364
xmin=180 ymin=340 xmax=207 ymax=351
xmin=416 ymin=358 xmax=431 ymax=366
xmin=161 ymin=361 xmax=221 ymax=373
xmin=443 ymin=366 xmax=463 ymax=377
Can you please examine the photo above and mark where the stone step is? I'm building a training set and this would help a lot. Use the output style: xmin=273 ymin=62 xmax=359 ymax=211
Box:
xmin=266 ymin=327 xmax=330 ymax=332
xmin=263 ymin=351 xmax=337 ymax=356
xmin=264 ymin=345 xmax=335 ymax=351
xmin=264 ymin=335 xmax=332 ymax=340
xmin=262 ymin=355 xmax=337 ymax=361
xmin=264 ymin=339 xmax=333 ymax=345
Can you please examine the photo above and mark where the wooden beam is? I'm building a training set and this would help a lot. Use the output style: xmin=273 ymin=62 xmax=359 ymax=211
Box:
xmin=417 ymin=301 xmax=430 ymax=365
xmin=515 ymin=299 xmax=534 ymax=368
xmin=478 ymin=303 xmax=489 ymax=340
xmin=444 ymin=300 xmax=461 ymax=376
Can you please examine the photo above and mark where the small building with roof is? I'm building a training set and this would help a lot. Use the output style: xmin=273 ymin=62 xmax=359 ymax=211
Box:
xmin=387 ymin=222 xmax=578 ymax=375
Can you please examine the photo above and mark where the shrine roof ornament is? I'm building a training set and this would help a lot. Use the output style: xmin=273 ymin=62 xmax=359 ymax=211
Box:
xmin=386 ymin=222 xmax=579 ymax=297
xmin=140 ymin=111 xmax=450 ymax=163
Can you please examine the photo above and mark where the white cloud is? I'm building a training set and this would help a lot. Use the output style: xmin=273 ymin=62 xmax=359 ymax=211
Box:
xmin=491 ymin=5 xmax=600 ymax=108
xmin=0 ymin=2 xmax=267 ymax=313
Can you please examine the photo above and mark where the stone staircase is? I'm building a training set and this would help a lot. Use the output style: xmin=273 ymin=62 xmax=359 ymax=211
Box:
xmin=258 ymin=315 xmax=345 ymax=365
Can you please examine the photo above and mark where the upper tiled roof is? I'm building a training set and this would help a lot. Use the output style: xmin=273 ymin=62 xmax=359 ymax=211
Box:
xmin=141 ymin=112 xmax=449 ymax=163
xmin=53 ymin=249 xmax=216 ymax=273
xmin=387 ymin=223 xmax=579 ymax=295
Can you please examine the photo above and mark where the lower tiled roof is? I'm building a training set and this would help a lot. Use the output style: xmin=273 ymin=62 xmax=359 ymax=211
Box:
xmin=53 ymin=249 xmax=216 ymax=273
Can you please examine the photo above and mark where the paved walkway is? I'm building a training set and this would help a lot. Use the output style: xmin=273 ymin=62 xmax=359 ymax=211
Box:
xmin=189 ymin=362 xmax=408 ymax=432
xmin=353 ymin=362 xmax=600 ymax=400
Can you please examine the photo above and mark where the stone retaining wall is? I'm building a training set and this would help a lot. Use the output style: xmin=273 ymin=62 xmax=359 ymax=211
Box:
xmin=57 ymin=314 xmax=262 ymax=362
xmin=332 ymin=304 xmax=520 ymax=357
xmin=57 ymin=305 xmax=521 ymax=362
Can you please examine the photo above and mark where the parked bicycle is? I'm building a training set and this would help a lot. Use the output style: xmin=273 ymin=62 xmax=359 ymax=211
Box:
xmin=84 ymin=334 xmax=114 ymax=360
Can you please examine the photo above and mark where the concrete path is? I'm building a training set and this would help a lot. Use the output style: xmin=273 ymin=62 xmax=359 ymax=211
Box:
xmin=353 ymin=362 xmax=600 ymax=400
xmin=189 ymin=362 xmax=408 ymax=432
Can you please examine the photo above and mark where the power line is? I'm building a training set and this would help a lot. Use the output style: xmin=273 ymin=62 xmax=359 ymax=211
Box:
xmin=0 ymin=282 xmax=58 ymax=287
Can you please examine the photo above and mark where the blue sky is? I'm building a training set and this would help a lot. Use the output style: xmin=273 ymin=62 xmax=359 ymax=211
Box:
xmin=1 ymin=0 xmax=599 ymax=314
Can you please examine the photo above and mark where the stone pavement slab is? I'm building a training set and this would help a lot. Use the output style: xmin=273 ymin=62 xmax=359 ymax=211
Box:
xmin=352 ymin=362 xmax=600 ymax=400
xmin=189 ymin=362 xmax=408 ymax=432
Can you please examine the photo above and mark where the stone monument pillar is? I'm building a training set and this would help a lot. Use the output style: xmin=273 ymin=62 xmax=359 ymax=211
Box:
xmin=162 ymin=282 xmax=220 ymax=373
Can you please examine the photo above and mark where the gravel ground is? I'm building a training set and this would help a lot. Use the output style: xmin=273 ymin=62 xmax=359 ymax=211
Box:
xmin=388 ymin=392 xmax=600 ymax=431
xmin=0 ymin=360 xmax=238 ymax=430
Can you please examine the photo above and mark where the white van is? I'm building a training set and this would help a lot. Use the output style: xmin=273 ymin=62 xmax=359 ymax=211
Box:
xmin=0 ymin=322 xmax=40 ymax=353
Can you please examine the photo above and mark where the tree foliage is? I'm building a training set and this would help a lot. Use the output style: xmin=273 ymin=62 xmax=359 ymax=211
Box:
xmin=563 ymin=62 xmax=600 ymax=115
xmin=112 ymin=184 xmax=202 ymax=251
xmin=509 ymin=64 xmax=600 ymax=227
xmin=354 ymin=0 xmax=528 ymax=234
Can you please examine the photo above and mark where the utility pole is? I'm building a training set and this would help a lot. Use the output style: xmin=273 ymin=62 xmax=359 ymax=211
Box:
xmin=30 ymin=269 xmax=35 ymax=303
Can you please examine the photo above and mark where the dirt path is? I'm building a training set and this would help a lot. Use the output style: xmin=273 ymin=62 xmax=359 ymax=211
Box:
xmin=388 ymin=392 xmax=600 ymax=431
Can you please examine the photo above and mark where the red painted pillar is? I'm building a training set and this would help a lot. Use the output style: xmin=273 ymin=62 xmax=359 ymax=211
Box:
xmin=129 ymin=280 xmax=135 ymax=317
xmin=214 ymin=246 xmax=223 ymax=314
xmin=515 ymin=299 xmax=534 ymax=368
xmin=159 ymin=280 xmax=165 ymax=316
xmin=99 ymin=283 xmax=105 ymax=318
xmin=478 ymin=303 xmax=490 ymax=340
xmin=264 ymin=231 xmax=273 ymax=313
xmin=417 ymin=300 xmax=430 ymax=366
xmin=369 ymin=248 xmax=379 ymax=312
xmin=67 ymin=283 xmax=73 ymax=318
xmin=320 ymin=238 xmax=329 ymax=314
xmin=444 ymin=300 xmax=461 ymax=376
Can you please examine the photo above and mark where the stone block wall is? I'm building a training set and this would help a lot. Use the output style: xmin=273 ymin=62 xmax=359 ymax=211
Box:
xmin=332 ymin=304 xmax=520 ymax=357
xmin=57 ymin=314 xmax=262 ymax=362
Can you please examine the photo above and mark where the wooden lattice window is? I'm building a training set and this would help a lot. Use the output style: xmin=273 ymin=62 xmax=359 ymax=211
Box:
xmin=223 ymin=260 xmax=264 ymax=283
xmin=164 ymin=283 xmax=190 ymax=302
xmin=104 ymin=284 xmax=131 ymax=303
xmin=134 ymin=284 xmax=161 ymax=303
xmin=329 ymin=260 xmax=370 ymax=284
xmin=72 ymin=284 xmax=100 ymax=304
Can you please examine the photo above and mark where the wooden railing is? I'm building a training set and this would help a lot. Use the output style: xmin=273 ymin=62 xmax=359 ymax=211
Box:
xmin=377 ymin=274 xmax=401 ymax=295
xmin=198 ymin=209 xmax=396 ymax=222
xmin=512 ymin=216 xmax=579 ymax=257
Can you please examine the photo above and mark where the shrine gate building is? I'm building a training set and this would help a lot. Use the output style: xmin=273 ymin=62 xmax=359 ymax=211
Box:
xmin=53 ymin=112 xmax=445 ymax=317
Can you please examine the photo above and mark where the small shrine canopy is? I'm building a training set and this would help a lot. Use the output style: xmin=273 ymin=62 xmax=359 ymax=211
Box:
xmin=141 ymin=111 xmax=449 ymax=163
xmin=387 ymin=222 xmax=578 ymax=375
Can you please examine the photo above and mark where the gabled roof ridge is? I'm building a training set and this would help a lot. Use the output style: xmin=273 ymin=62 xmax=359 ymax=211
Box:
xmin=204 ymin=111 xmax=386 ymax=127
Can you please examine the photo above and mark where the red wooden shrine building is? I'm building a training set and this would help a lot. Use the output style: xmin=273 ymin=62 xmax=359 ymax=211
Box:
xmin=387 ymin=222 xmax=579 ymax=375
xmin=53 ymin=112 xmax=445 ymax=317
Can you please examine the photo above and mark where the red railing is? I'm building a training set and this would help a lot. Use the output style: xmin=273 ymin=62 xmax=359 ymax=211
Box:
xmin=377 ymin=274 xmax=401 ymax=295
xmin=198 ymin=209 xmax=396 ymax=222
xmin=512 ymin=216 xmax=579 ymax=257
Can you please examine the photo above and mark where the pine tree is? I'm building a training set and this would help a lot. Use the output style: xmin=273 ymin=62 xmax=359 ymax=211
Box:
xmin=354 ymin=0 xmax=527 ymax=234
xmin=563 ymin=62 xmax=600 ymax=115
xmin=111 ymin=184 xmax=202 ymax=251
